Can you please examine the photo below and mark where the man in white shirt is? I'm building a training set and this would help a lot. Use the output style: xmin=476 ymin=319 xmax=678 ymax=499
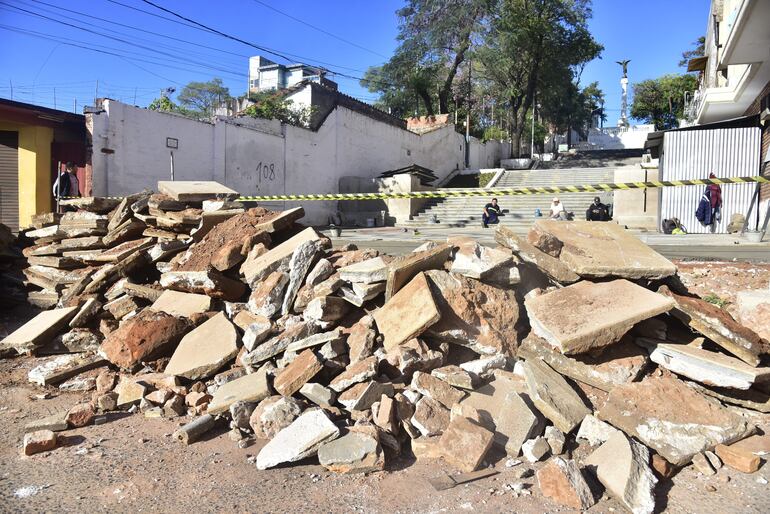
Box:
xmin=549 ymin=197 xmax=567 ymax=220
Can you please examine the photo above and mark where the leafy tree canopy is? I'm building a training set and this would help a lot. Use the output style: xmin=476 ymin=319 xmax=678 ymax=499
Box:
xmin=679 ymin=36 xmax=705 ymax=69
xmin=242 ymin=90 xmax=315 ymax=128
xmin=177 ymin=78 xmax=231 ymax=119
xmin=630 ymin=73 xmax=698 ymax=130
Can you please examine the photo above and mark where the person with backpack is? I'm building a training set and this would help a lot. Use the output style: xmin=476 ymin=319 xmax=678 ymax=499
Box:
xmin=695 ymin=172 xmax=722 ymax=231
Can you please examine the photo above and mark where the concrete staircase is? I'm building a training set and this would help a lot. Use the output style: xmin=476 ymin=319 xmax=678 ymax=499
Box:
xmin=399 ymin=167 xmax=618 ymax=233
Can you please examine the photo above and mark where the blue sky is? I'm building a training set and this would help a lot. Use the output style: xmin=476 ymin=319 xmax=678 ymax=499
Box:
xmin=0 ymin=0 xmax=709 ymax=122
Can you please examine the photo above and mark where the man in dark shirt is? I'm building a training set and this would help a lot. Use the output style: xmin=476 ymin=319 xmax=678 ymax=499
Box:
xmin=482 ymin=198 xmax=501 ymax=228
xmin=585 ymin=197 xmax=610 ymax=221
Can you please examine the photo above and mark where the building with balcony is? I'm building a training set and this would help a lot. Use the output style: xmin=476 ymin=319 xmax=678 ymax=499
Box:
xmin=248 ymin=55 xmax=338 ymax=94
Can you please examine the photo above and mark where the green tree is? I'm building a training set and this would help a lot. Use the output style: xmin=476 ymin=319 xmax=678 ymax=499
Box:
xmin=478 ymin=0 xmax=602 ymax=156
xmin=177 ymin=78 xmax=231 ymax=119
xmin=242 ymin=91 xmax=315 ymax=128
xmin=630 ymin=74 xmax=698 ymax=129
xmin=679 ymin=36 xmax=705 ymax=69
xmin=362 ymin=0 xmax=493 ymax=116
xmin=148 ymin=95 xmax=177 ymax=113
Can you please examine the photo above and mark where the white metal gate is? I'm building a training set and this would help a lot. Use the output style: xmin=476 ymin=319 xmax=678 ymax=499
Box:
xmin=659 ymin=127 xmax=761 ymax=234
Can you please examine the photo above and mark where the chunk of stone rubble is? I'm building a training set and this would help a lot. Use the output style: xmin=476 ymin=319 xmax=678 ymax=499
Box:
xmin=522 ymin=436 xmax=550 ymax=462
xmin=637 ymin=338 xmax=770 ymax=390
xmin=495 ymin=226 xmax=580 ymax=284
xmin=585 ymin=431 xmax=658 ymax=514
xmin=241 ymin=227 xmax=323 ymax=287
xmin=247 ymin=271 xmax=289 ymax=319
xmin=99 ymin=310 xmax=191 ymax=369
xmin=659 ymin=286 xmax=764 ymax=367
xmin=411 ymin=396 xmax=450 ymax=437
xmin=715 ymin=439 xmax=763 ymax=473
xmin=249 ymin=395 xmax=303 ymax=439
xmin=115 ymin=377 xmax=148 ymax=407
xmin=329 ymin=356 xmax=379 ymax=392
xmin=385 ymin=244 xmax=452 ymax=300
xmin=518 ymin=334 xmax=648 ymax=392
xmin=242 ymin=317 xmax=273 ymax=351
xmin=318 ymin=430 xmax=384 ymax=474
xmin=431 ymin=365 xmax=475 ymax=390
xmin=597 ymin=376 xmax=753 ymax=466
xmin=338 ymin=381 xmax=394 ymax=411
xmin=300 ymin=382 xmax=336 ymax=408
xmin=438 ymin=415 xmax=495 ymax=472
xmin=545 ymin=426 xmax=566 ymax=455
xmin=69 ymin=298 xmax=102 ymax=328
xmin=411 ymin=371 xmax=464 ymax=409
xmin=692 ymin=452 xmax=716 ymax=475
xmin=65 ymin=403 xmax=95 ymax=428
xmin=28 ymin=353 xmax=105 ymax=386
xmin=460 ymin=373 xmax=543 ymax=456
xmin=25 ymin=413 xmax=68 ymax=433
xmin=273 ymin=349 xmax=323 ymax=397
xmin=529 ymin=220 xmax=677 ymax=280
xmin=450 ymin=242 xmax=513 ymax=281
xmin=736 ymin=288 xmax=770 ymax=342
xmin=208 ymin=366 xmax=270 ymax=415
xmin=242 ymin=321 xmax=318 ymax=366
xmin=304 ymin=296 xmax=349 ymax=322
xmin=373 ymin=272 xmax=440 ymax=352
xmin=537 ymin=457 xmax=596 ymax=510
xmin=160 ymin=269 xmax=245 ymax=301
xmin=522 ymin=360 xmax=590 ymax=434
xmin=385 ymin=338 xmax=444 ymax=377
xmin=164 ymin=312 xmax=238 ymax=380
xmin=282 ymin=239 xmax=324 ymax=315
xmin=1 ymin=306 xmax=79 ymax=355
xmin=525 ymin=279 xmax=673 ymax=355
xmin=424 ymin=270 xmax=519 ymax=356
xmin=23 ymin=430 xmax=58 ymax=456
xmin=576 ymin=414 xmax=620 ymax=446
xmin=339 ymin=256 xmax=388 ymax=284
xmin=374 ymin=395 xmax=398 ymax=434
xmin=459 ymin=354 xmax=508 ymax=379
xmin=150 ymin=290 xmax=212 ymax=318
xmin=306 ymin=258 xmax=334 ymax=286
xmin=286 ymin=329 xmax=344 ymax=353
xmin=256 ymin=409 xmax=340 ymax=470
xmin=347 ymin=315 xmax=376 ymax=364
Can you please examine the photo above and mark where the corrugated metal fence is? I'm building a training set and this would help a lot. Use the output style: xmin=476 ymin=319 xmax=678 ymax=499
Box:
xmin=660 ymin=127 xmax=761 ymax=233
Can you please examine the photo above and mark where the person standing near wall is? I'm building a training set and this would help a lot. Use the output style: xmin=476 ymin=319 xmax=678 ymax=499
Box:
xmin=53 ymin=162 xmax=80 ymax=212
xmin=695 ymin=172 xmax=722 ymax=232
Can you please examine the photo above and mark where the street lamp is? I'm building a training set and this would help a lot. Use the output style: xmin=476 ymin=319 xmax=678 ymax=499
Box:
xmin=531 ymin=102 xmax=541 ymax=158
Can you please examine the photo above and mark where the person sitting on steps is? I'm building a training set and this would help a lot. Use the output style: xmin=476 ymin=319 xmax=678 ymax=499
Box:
xmin=585 ymin=196 xmax=611 ymax=221
xmin=482 ymin=198 xmax=501 ymax=228
xmin=549 ymin=197 xmax=568 ymax=220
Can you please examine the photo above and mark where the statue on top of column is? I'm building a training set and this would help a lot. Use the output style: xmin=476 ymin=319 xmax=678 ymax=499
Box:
xmin=616 ymin=60 xmax=631 ymax=79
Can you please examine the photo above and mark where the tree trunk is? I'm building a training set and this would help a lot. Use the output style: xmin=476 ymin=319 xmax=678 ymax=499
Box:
xmin=418 ymin=89 xmax=435 ymax=116
xmin=439 ymin=39 xmax=471 ymax=114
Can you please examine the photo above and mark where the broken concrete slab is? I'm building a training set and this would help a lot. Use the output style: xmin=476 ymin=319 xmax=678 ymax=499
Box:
xmin=249 ymin=395 xmax=303 ymax=439
xmin=576 ymin=414 xmax=620 ymax=446
xmin=69 ymin=298 xmax=102 ymax=328
xmin=256 ymin=408 xmax=340 ymax=470
xmin=530 ymin=220 xmax=677 ymax=280
xmin=160 ymin=269 xmax=245 ymax=301
xmin=99 ymin=310 xmax=191 ymax=369
xmin=373 ymin=272 xmax=440 ymax=352
xmin=424 ymin=270 xmax=520 ymax=356
xmin=25 ymin=412 xmax=68 ymax=433
xmin=659 ymin=286 xmax=764 ymax=367
xmin=23 ymin=430 xmax=58 ymax=456
xmin=300 ymin=382 xmax=336 ymax=408
xmin=597 ymin=376 xmax=753 ymax=466
xmin=273 ymin=349 xmax=323 ymax=397
xmin=281 ymin=239 xmax=324 ymax=316
xmin=0 ymin=306 xmax=78 ymax=355
xmin=411 ymin=396 xmax=450 ymax=437
xmin=114 ymin=376 xmax=148 ymax=407
xmin=525 ymin=279 xmax=673 ymax=355
xmin=208 ymin=366 xmax=270 ymax=415
xmin=150 ymin=290 xmax=212 ymax=318
xmin=438 ymin=415 xmax=495 ymax=473
xmin=241 ymin=227 xmax=322 ymax=288
xmin=28 ymin=353 xmax=106 ymax=386
xmin=242 ymin=321 xmax=318 ymax=366
xmin=736 ymin=289 xmax=770 ymax=342
xmin=411 ymin=371 xmax=464 ymax=409
xmin=318 ymin=431 xmax=384 ymax=474
xmin=339 ymin=256 xmax=389 ymax=284
xmin=248 ymin=271 xmax=289 ymax=319
xmin=431 ymin=365 xmax=475 ymax=390
xmin=306 ymin=258 xmax=334 ymax=287
xmin=164 ymin=312 xmax=239 ymax=380
xmin=158 ymin=180 xmax=239 ymax=202
xmin=522 ymin=436 xmax=550 ymax=462
xmin=285 ymin=329 xmax=344 ymax=353
xmin=385 ymin=244 xmax=452 ymax=300
xmin=450 ymin=242 xmax=513 ymax=281
xmin=518 ymin=334 xmax=648 ymax=392
xmin=385 ymin=337 xmax=444 ymax=377
xmin=304 ymin=296 xmax=349 ymax=322
xmin=495 ymin=226 xmax=580 ymax=284
xmin=716 ymin=441 xmax=761 ymax=473
xmin=585 ymin=431 xmax=658 ymax=514
xmin=637 ymin=338 xmax=770 ymax=390
xmin=338 ymin=381 xmax=394 ymax=411
xmin=537 ymin=457 xmax=596 ymax=510
xmin=522 ymin=359 xmax=590 ymax=434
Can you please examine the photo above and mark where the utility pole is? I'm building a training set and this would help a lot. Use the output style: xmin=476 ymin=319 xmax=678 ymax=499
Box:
xmin=73 ymin=98 xmax=77 ymax=114
xmin=53 ymin=87 xmax=56 ymax=109
xmin=9 ymin=79 xmax=12 ymax=100
xmin=465 ymin=58 xmax=471 ymax=169
xmin=94 ymin=80 xmax=99 ymax=104
xmin=133 ymin=87 xmax=137 ymax=105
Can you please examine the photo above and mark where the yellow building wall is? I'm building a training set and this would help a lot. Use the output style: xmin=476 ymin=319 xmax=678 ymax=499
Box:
xmin=0 ymin=121 xmax=53 ymax=228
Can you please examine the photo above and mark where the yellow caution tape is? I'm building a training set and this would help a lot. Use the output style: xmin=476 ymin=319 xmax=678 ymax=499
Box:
xmin=58 ymin=175 xmax=768 ymax=202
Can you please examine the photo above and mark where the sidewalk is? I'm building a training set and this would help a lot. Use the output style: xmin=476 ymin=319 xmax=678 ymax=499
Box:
xmin=321 ymin=225 xmax=770 ymax=261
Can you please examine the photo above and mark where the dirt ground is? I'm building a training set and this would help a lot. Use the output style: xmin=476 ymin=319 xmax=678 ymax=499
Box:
xmin=1 ymin=262 xmax=770 ymax=513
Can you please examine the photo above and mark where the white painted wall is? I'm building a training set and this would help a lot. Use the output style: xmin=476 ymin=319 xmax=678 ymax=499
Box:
xmin=89 ymin=99 xmax=507 ymax=225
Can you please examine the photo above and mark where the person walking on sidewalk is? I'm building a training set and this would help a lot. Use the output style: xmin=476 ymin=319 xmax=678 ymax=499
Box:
xmin=482 ymin=198 xmax=501 ymax=228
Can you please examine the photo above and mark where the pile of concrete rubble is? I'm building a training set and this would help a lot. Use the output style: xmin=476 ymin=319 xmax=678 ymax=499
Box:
xmin=0 ymin=221 xmax=25 ymax=309
xmin=2 ymin=182 xmax=769 ymax=514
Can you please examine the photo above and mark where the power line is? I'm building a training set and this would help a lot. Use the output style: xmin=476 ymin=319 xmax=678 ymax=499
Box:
xmin=250 ymin=0 xmax=387 ymax=59
xmin=0 ymin=3 xmax=248 ymax=79
xmin=137 ymin=0 xmax=398 ymax=90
